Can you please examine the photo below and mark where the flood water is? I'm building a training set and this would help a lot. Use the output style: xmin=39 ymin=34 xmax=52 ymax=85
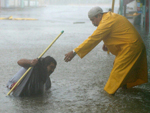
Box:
xmin=0 ymin=5 xmax=150 ymax=113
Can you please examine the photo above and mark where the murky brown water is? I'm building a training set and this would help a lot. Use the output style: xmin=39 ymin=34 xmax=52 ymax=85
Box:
xmin=0 ymin=5 xmax=150 ymax=113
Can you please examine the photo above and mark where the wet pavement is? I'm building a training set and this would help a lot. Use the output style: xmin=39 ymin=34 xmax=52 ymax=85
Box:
xmin=0 ymin=5 xmax=150 ymax=113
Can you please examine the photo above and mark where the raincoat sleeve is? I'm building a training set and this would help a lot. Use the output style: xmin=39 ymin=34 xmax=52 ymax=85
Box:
xmin=74 ymin=18 xmax=112 ymax=58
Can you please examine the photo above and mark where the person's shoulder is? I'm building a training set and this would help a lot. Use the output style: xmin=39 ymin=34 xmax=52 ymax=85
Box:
xmin=102 ymin=12 xmax=125 ymax=24
xmin=100 ymin=12 xmax=114 ymax=24
xmin=104 ymin=12 xmax=120 ymax=17
xmin=102 ymin=12 xmax=113 ymax=20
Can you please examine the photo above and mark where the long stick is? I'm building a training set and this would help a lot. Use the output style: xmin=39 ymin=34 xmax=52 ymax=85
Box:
xmin=7 ymin=30 xmax=64 ymax=96
xmin=112 ymin=0 xmax=115 ymax=12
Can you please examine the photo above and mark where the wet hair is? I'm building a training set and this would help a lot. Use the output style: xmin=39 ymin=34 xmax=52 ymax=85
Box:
xmin=18 ymin=56 xmax=57 ymax=96
xmin=42 ymin=56 xmax=57 ymax=67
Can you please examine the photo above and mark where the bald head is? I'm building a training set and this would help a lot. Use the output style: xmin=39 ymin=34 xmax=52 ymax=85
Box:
xmin=88 ymin=6 xmax=103 ymax=19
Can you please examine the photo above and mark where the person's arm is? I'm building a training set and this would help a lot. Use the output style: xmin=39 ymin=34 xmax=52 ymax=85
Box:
xmin=17 ymin=58 xmax=38 ymax=68
xmin=64 ymin=24 xmax=111 ymax=62
xmin=64 ymin=14 xmax=113 ymax=62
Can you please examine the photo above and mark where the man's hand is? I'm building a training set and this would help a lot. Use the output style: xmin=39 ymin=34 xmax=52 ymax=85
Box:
xmin=64 ymin=51 xmax=76 ymax=62
xmin=102 ymin=44 xmax=108 ymax=51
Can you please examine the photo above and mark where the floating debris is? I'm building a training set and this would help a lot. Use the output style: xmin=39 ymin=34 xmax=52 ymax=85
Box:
xmin=73 ymin=22 xmax=85 ymax=24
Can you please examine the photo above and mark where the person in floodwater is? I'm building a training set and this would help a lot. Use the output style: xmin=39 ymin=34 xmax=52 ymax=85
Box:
xmin=64 ymin=6 xmax=148 ymax=95
xmin=7 ymin=56 xmax=57 ymax=96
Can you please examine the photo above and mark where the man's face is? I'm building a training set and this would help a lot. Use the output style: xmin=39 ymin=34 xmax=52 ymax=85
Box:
xmin=90 ymin=14 xmax=102 ymax=26
xmin=47 ymin=62 xmax=56 ymax=76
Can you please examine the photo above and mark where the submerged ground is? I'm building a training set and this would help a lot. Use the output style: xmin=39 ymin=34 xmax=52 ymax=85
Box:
xmin=0 ymin=5 xmax=150 ymax=113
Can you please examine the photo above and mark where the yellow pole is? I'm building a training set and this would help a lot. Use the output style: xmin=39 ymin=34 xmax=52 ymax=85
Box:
xmin=38 ymin=30 xmax=64 ymax=58
xmin=7 ymin=30 xmax=64 ymax=96
xmin=112 ymin=0 xmax=115 ymax=12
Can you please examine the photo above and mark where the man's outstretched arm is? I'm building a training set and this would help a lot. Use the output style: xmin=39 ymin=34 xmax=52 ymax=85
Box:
xmin=17 ymin=58 xmax=38 ymax=67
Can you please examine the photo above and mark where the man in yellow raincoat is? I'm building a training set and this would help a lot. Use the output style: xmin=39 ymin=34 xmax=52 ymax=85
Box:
xmin=64 ymin=6 xmax=148 ymax=94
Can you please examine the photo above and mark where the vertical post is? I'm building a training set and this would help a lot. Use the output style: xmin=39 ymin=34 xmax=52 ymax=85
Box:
xmin=149 ymin=0 xmax=150 ymax=34
xmin=143 ymin=0 xmax=146 ymax=28
xmin=112 ymin=0 xmax=115 ymax=12
xmin=145 ymin=0 xmax=149 ymax=32
xmin=119 ymin=0 xmax=124 ymax=15
xmin=124 ymin=5 xmax=126 ymax=17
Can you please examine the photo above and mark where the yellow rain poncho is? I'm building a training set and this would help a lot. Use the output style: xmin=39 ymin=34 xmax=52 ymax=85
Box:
xmin=74 ymin=12 xmax=148 ymax=94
